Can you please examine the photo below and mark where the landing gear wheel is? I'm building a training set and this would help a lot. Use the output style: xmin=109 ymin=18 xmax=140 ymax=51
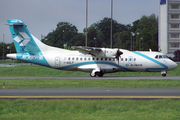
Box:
xmin=90 ymin=73 xmax=96 ymax=77
xmin=162 ymin=74 xmax=166 ymax=77
xmin=161 ymin=71 xmax=167 ymax=77
xmin=97 ymin=72 xmax=104 ymax=77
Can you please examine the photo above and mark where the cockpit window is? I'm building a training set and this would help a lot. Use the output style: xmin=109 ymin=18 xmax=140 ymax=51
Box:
xmin=155 ymin=55 xmax=168 ymax=59
xmin=163 ymin=55 xmax=167 ymax=58
xmin=155 ymin=55 xmax=158 ymax=59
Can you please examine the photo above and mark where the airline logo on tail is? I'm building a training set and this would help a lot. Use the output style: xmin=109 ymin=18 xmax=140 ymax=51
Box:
xmin=14 ymin=32 xmax=30 ymax=47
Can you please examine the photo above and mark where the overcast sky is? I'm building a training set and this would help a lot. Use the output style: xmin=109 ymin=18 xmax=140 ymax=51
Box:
xmin=0 ymin=0 xmax=159 ymax=43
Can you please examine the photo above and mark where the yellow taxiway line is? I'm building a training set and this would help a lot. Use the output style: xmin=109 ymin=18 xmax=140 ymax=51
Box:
xmin=0 ymin=96 xmax=180 ymax=99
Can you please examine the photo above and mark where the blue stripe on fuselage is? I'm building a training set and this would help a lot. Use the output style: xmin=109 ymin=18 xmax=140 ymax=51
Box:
xmin=132 ymin=51 xmax=168 ymax=71
xmin=59 ymin=61 xmax=134 ymax=71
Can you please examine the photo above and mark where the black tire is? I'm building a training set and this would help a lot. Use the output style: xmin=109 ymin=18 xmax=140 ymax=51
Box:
xmin=97 ymin=72 xmax=104 ymax=77
xmin=162 ymin=74 xmax=166 ymax=77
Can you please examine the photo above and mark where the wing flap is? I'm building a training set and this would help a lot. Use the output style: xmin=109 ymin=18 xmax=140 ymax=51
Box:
xmin=72 ymin=46 xmax=102 ymax=56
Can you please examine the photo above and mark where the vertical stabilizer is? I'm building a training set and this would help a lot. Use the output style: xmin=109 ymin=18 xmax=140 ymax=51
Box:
xmin=6 ymin=19 xmax=50 ymax=67
xmin=7 ymin=19 xmax=41 ymax=54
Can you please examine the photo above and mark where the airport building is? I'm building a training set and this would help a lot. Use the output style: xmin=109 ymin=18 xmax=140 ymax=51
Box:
xmin=159 ymin=0 xmax=180 ymax=57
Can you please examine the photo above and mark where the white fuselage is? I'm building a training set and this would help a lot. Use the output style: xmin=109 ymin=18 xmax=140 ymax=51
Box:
xmin=6 ymin=19 xmax=177 ymax=77
xmin=29 ymin=45 xmax=177 ymax=74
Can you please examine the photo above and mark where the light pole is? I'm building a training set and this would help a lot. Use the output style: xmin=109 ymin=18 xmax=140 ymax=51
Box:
xmin=7 ymin=46 xmax=11 ymax=65
xmin=136 ymin=32 xmax=139 ymax=51
xmin=131 ymin=32 xmax=140 ymax=51
xmin=139 ymin=37 xmax=141 ymax=51
xmin=141 ymin=37 xmax=143 ymax=50
xmin=131 ymin=32 xmax=135 ymax=51
xmin=94 ymin=37 xmax=96 ymax=47
xmin=3 ymin=34 xmax=4 ymax=62
xmin=110 ymin=0 xmax=113 ymax=48
xmin=86 ymin=0 xmax=88 ymax=47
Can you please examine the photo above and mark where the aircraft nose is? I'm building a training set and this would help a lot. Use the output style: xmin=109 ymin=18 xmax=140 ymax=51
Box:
xmin=168 ymin=61 xmax=177 ymax=70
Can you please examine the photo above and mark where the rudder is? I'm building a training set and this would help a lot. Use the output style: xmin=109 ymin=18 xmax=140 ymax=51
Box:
xmin=7 ymin=19 xmax=41 ymax=54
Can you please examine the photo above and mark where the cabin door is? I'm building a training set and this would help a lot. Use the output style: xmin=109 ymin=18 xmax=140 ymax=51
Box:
xmin=55 ymin=57 xmax=60 ymax=67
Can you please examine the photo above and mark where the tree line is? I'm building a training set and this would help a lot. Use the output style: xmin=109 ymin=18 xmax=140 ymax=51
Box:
xmin=42 ymin=14 xmax=158 ymax=51
xmin=1 ymin=14 xmax=180 ymax=61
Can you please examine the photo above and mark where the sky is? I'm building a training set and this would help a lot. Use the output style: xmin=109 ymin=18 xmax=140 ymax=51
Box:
xmin=0 ymin=0 xmax=159 ymax=43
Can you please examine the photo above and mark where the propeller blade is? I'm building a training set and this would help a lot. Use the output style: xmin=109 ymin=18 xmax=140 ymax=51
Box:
xmin=115 ymin=49 xmax=123 ymax=65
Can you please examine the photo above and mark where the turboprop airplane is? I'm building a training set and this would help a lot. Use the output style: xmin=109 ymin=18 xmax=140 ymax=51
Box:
xmin=6 ymin=19 xmax=177 ymax=77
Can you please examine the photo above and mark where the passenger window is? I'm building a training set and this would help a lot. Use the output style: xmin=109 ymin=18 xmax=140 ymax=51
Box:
xmin=88 ymin=58 xmax=91 ymax=60
xmin=84 ymin=58 xmax=86 ymax=61
xmin=125 ymin=58 xmax=127 ymax=61
xmin=113 ymin=58 xmax=115 ymax=61
xmin=155 ymin=55 xmax=158 ymax=59
xmin=76 ymin=58 xmax=78 ymax=60
xmin=97 ymin=58 xmax=99 ymax=61
xmin=72 ymin=57 xmax=74 ymax=60
xmin=68 ymin=57 xmax=71 ymax=60
xmin=101 ymin=58 xmax=103 ymax=61
xmin=134 ymin=58 xmax=136 ymax=61
xmin=93 ymin=58 xmax=95 ymax=60
xmin=159 ymin=55 xmax=163 ymax=59
xmin=80 ymin=58 xmax=82 ymax=60
xmin=109 ymin=58 xmax=111 ymax=61
xmin=121 ymin=58 xmax=123 ymax=61
xmin=105 ymin=58 xmax=107 ymax=61
xmin=129 ymin=58 xmax=132 ymax=61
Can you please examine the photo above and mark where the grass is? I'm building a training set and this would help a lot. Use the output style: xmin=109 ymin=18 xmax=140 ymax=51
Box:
xmin=0 ymin=64 xmax=180 ymax=77
xmin=0 ymin=99 xmax=180 ymax=120
xmin=0 ymin=79 xmax=180 ymax=89
xmin=0 ymin=60 xmax=25 ymax=64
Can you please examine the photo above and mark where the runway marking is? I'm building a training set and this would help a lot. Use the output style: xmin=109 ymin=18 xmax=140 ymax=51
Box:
xmin=0 ymin=96 xmax=180 ymax=99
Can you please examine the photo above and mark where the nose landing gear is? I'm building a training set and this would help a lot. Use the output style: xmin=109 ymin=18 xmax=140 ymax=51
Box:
xmin=161 ymin=71 xmax=167 ymax=77
xmin=162 ymin=74 xmax=166 ymax=77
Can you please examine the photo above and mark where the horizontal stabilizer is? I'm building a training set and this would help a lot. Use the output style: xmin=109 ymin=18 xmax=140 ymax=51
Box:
xmin=5 ymin=23 xmax=24 ymax=26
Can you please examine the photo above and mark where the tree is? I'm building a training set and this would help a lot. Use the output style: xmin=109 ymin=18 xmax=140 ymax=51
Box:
xmin=42 ymin=22 xmax=78 ymax=48
xmin=41 ymin=14 xmax=159 ymax=50
xmin=173 ymin=50 xmax=180 ymax=62
xmin=0 ymin=42 xmax=16 ymax=59
xmin=98 ymin=17 xmax=127 ymax=47
xmin=135 ymin=14 xmax=158 ymax=51
xmin=132 ymin=19 xmax=140 ymax=32
xmin=83 ymin=23 xmax=105 ymax=47
xmin=74 ymin=33 xmax=85 ymax=46
xmin=113 ymin=31 xmax=131 ymax=50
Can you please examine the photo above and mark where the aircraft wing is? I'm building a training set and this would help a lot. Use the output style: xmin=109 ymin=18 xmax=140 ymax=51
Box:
xmin=71 ymin=46 xmax=102 ymax=56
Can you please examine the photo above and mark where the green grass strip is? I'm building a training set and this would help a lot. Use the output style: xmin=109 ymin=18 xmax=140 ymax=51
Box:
xmin=0 ymin=99 xmax=180 ymax=120
xmin=1 ymin=79 xmax=180 ymax=89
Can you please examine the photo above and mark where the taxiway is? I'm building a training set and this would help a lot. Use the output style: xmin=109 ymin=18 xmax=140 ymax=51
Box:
xmin=0 ymin=88 xmax=180 ymax=99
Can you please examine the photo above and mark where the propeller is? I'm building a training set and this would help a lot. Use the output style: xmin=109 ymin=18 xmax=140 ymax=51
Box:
xmin=115 ymin=48 xmax=123 ymax=65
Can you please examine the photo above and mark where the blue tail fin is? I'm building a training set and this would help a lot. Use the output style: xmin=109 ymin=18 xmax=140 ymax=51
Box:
xmin=7 ymin=19 xmax=41 ymax=54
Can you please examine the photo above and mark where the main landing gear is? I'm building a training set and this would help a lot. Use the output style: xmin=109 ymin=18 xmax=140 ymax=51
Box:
xmin=161 ymin=71 xmax=167 ymax=77
xmin=90 ymin=71 xmax=104 ymax=77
